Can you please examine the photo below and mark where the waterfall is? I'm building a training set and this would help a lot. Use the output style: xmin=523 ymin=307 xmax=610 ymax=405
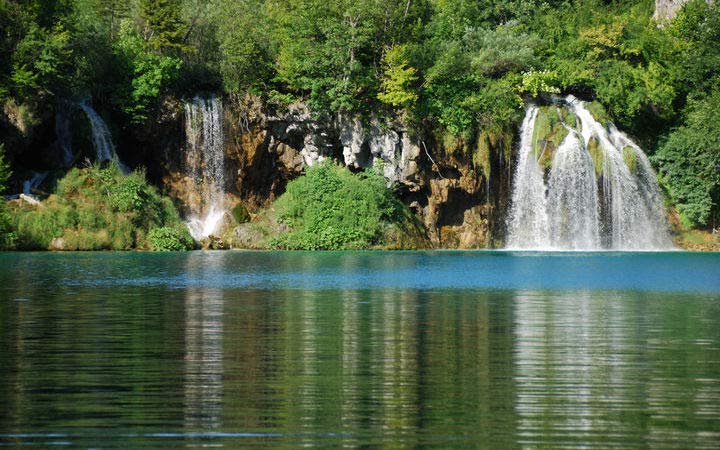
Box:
xmin=506 ymin=96 xmax=673 ymax=250
xmin=184 ymin=96 xmax=226 ymax=240
xmin=78 ymin=100 xmax=118 ymax=164
xmin=506 ymin=105 xmax=550 ymax=248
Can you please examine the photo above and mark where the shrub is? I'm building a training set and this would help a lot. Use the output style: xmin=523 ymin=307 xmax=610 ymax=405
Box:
xmin=13 ymin=163 xmax=192 ymax=250
xmin=269 ymin=162 xmax=424 ymax=250
xmin=147 ymin=226 xmax=195 ymax=251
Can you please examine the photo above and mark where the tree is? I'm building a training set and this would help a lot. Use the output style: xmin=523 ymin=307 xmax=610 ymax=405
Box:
xmin=653 ymin=88 xmax=720 ymax=228
xmin=139 ymin=0 xmax=187 ymax=53
xmin=377 ymin=45 xmax=419 ymax=110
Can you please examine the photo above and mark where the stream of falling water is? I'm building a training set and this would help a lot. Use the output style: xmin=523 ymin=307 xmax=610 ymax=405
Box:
xmin=506 ymin=96 xmax=673 ymax=250
xmin=184 ymin=96 xmax=226 ymax=240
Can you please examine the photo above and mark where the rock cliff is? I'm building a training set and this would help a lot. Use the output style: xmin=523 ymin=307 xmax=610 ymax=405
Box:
xmin=152 ymin=95 xmax=513 ymax=248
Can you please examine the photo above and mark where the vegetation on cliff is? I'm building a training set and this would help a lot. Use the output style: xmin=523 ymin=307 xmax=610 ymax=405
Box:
xmin=9 ymin=164 xmax=193 ymax=251
xmin=0 ymin=0 xmax=719 ymax=242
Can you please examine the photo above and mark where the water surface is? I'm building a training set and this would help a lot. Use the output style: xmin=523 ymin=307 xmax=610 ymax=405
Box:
xmin=1 ymin=251 xmax=719 ymax=448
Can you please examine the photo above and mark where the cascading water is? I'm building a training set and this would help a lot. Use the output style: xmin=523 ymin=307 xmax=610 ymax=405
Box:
xmin=506 ymin=96 xmax=673 ymax=250
xmin=184 ymin=96 xmax=226 ymax=240
xmin=78 ymin=100 xmax=119 ymax=164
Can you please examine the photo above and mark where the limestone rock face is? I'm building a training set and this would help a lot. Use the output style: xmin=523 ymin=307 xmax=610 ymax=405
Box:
xmin=654 ymin=0 xmax=690 ymax=22
xmin=152 ymin=94 xmax=512 ymax=249
xmin=338 ymin=117 xmax=422 ymax=188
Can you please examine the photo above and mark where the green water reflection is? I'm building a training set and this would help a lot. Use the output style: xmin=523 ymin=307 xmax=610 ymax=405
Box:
xmin=0 ymin=252 xmax=719 ymax=449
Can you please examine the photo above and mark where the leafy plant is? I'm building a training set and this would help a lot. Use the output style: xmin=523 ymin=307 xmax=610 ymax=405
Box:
xmin=269 ymin=162 xmax=420 ymax=250
xmin=12 ymin=163 xmax=192 ymax=250
xmin=147 ymin=226 xmax=195 ymax=251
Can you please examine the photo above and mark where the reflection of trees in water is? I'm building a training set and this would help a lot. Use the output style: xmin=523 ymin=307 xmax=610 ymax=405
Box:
xmin=184 ymin=252 xmax=224 ymax=431
xmin=513 ymin=291 xmax=720 ymax=448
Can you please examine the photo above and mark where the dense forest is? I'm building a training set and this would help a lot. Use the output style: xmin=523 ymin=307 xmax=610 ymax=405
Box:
xmin=0 ymin=0 xmax=719 ymax=249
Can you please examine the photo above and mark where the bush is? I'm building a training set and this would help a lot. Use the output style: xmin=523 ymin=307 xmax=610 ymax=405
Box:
xmin=147 ymin=226 xmax=195 ymax=251
xmin=13 ymin=163 xmax=192 ymax=250
xmin=269 ymin=162 xmax=423 ymax=250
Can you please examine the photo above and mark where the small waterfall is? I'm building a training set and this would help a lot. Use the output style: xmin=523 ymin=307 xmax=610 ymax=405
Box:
xmin=506 ymin=96 xmax=673 ymax=250
xmin=78 ymin=100 xmax=118 ymax=164
xmin=184 ymin=96 xmax=226 ymax=240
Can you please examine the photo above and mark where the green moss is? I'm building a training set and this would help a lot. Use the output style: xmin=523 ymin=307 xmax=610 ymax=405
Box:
xmin=532 ymin=106 xmax=569 ymax=169
xmin=586 ymin=101 xmax=610 ymax=126
xmin=622 ymin=146 xmax=638 ymax=173
xmin=558 ymin=107 xmax=577 ymax=128
xmin=441 ymin=129 xmax=463 ymax=156
xmin=473 ymin=132 xmax=492 ymax=179
xmin=231 ymin=202 xmax=250 ymax=224
xmin=587 ymin=137 xmax=604 ymax=176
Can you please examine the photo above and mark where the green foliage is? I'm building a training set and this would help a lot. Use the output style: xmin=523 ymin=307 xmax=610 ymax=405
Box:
xmin=12 ymin=163 xmax=190 ymax=250
xmin=0 ymin=146 xmax=14 ymax=249
xmin=378 ymin=45 xmax=419 ymax=110
xmin=270 ymin=162 xmax=412 ymax=250
xmin=139 ymin=0 xmax=187 ymax=53
xmin=0 ymin=200 xmax=15 ymax=250
xmin=113 ymin=22 xmax=182 ymax=123
xmin=10 ymin=23 xmax=72 ymax=99
xmin=0 ymin=144 xmax=10 ymax=193
xmin=518 ymin=70 xmax=560 ymax=97
xmin=212 ymin=0 xmax=273 ymax=93
xmin=653 ymin=88 xmax=720 ymax=228
xmin=147 ymin=225 xmax=194 ymax=251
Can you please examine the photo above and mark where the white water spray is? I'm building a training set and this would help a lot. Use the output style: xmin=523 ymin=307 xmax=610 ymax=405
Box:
xmin=506 ymin=96 xmax=673 ymax=250
xmin=184 ymin=96 xmax=226 ymax=240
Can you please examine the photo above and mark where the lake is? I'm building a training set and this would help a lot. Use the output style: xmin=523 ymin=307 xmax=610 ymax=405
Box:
xmin=1 ymin=251 xmax=719 ymax=449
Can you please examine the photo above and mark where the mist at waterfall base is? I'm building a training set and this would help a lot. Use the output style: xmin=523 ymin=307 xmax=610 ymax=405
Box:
xmin=506 ymin=96 xmax=673 ymax=251
xmin=183 ymin=96 xmax=227 ymax=241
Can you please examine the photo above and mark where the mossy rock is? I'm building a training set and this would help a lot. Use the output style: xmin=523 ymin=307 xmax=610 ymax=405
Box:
xmin=586 ymin=101 xmax=610 ymax=127
xmin=532 ymin=106 xmax=569 ymax=169
xmin=440 ymin=130 xmax=464 ymax=156
xmin=557 ymin=107 xmax=577 ymax=128
xmin=473 ymin=132 xmax=492 ymax=179
xmin=587 ymin=137 xmax=604 ymax=176
xmin=231 ymin=202 xmax=250 ymax=224
xmin=622 ymin=146 xmax=637 ymax=173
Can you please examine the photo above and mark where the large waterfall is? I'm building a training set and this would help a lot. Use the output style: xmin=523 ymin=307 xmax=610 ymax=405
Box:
xmin=506 ymin=96 xmax=673 ymax=250
xmin=184 ymin=96 xmax=227 ymax=240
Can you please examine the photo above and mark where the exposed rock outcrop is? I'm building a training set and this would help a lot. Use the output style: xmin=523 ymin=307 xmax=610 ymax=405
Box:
xmin=151 ymin=94 xmax=512 ymax=249
xmin=654 ymin=0 xmax=690 ymax=21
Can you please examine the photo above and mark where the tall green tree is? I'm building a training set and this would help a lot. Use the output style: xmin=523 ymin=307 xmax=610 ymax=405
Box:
xmin=139 ymin=0 xmax=187 ymax=53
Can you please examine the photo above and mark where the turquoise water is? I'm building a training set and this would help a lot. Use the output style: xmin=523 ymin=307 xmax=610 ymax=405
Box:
xmin=1 ymin=251 xmax=719 ymax=448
